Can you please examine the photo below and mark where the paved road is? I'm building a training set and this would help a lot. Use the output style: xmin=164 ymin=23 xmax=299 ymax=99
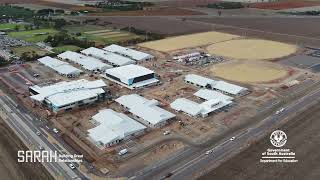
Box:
xmin=0 ymin=94 xmax=88 ymax=180
xmin=130 ymin=87 xmax=320 ymax=180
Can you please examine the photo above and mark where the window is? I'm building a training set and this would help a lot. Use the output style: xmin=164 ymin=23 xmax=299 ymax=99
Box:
xmin=132 ymin=73 xmax=155 ymax=83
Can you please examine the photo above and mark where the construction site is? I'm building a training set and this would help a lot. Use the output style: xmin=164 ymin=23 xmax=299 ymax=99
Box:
xmin=0 ymin=24 xmax=319 ymax=178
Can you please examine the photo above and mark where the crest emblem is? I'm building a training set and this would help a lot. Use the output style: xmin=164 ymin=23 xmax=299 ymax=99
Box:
xmin=270 ymin=130 xmax=287 ymax=147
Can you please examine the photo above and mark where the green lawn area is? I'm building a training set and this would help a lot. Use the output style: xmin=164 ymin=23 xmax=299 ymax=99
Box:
xmin=8 ymin=28 xmax=59 ymax=43
xmin=53 ymin=45 xmax=81 ymax=54
xmin=11 ymin=46 xmax=50 ymax=57
xmin=0 ymin=23 xmax=24 ymax=31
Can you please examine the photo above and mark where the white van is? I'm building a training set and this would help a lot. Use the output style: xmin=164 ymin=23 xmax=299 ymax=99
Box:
xmin=118 ymin=149 xmax=128 ymax=156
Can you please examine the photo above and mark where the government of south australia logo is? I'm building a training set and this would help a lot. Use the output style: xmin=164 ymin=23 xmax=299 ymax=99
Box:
xmin=270 ymin=130 xmax=287 ymax=147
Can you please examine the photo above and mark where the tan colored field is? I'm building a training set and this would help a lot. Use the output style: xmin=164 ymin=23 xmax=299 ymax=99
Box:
xmin=139 ymin=31 xmax=239 ymax=52
xmin=207 ymin=39 xmax=297 ymax=60
xmin=210 ymin=62 xmax=288 ymax=83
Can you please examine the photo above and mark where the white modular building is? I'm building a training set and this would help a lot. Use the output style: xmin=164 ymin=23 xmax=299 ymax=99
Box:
xmin=185 ymin=74 xmax=249 ymax=96
xmin=194 ymin=89 xmax=234 ymax=102
xmin=173 ymin=52 xmax=201 ymax=60
xmin=38 ymin=56 xmax=82 ymax=78
xmin=29 ymin=79 xmax=107 ymax=113
xmin=115 ymin=94 xmax=176 ymax=128
xmin=57 ymin=51 xmax=112 ymax=72
xmin=213 ymin=81 xmax=249 ymax=96
xmin=104 ymin=44 xmax=154 ymax=61
xmin=81 ymin=47 xmax=135 ymax=67
xmin=185 ymin=74 xmax=216 ymax=88
xmin=87 ymin=109 xmax=146 ymax=148
xmin=170 ymin=98 xmax=232 ymax=118
xmin=103 ymin=64 xmax=160 ymax=89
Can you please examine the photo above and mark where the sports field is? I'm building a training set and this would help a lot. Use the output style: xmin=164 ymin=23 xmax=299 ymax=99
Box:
xmin=8 ymin=28 xmax=58 ymax=43
xmin=139 ymin=31 xmax=239 ymax=52
xmin=207 ymin=39 xmax=297 ymax=60
xmin=210 ymin=61 xmax=289 ymax=83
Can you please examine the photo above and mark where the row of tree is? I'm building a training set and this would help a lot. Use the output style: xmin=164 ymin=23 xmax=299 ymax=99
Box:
xmin=45 ymin=32 xmax=94 ymax=48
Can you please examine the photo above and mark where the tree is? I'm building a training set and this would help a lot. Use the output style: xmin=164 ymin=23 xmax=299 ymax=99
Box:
xmin=54 ymin=19 xmax=67 ymax=29
xmin=14 ymin=25 xmax=20 ymax=31
xmin=55 ymin=9 xmax=65 ymax=14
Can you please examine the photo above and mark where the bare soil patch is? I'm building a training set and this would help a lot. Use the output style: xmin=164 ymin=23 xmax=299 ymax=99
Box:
xmin=199 ymin=102 xmax=320 ymax=180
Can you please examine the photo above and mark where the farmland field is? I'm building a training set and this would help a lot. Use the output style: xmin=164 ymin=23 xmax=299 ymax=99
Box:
xmin=139 ymin=31 xmax=239 ymax=52
xmin=207 ymin=39 xmax=297 ymax=60
xmin=82 ymin=29 xmax=142 ymax=45
xmin=11 ymin=46 xmax=50 ymax=56
xmin=64 ymin=25 xmax=142 ymax=45
xmin=8 ymin=29 xmax=58 ymax=43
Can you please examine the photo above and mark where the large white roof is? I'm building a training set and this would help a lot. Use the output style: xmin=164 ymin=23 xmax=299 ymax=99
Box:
xmin=81 ymin=47 xmax=135 ymax=66
xmin=38 ymin=56 xmax=82 ymax=75
xmin=115 ymin=94 xmax=175 ymax=126
xmin=170 ymin=98 xmax=203 ymax=116
xmin=57 ymin=51 xmax=112 ymax=71
xmin=104 ymin=44 xmax=154 ymax=61
xmin=88 ymin=109 xmax=146 ymax=145
xmin=105 ymin=64 xmax=155 ymax=80
xmin=213 ymin=81 xmax=248 ymax=95
xmin=30 ymin=79 xmax=106 ymax=107
xmin=185 ymin=74 xmax=216 ymax=87
xmin=170 ymin=98 xmax=232 ymax=117
xmin=194 ymin=89 xmax=234 ymax=101
xmin=185 ymin=74 xmax=248 ymax=95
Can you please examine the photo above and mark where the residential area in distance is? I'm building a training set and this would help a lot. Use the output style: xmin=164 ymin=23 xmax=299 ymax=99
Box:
xmin=1 ymin=0 xmax=320 ymax=180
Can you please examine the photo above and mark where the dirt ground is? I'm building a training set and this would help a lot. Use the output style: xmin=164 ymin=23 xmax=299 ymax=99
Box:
xmin=187 ymin=17 xmax=320 ymax=40
xmin=207 ymin=39 xmax=297 ymax=60
xmin=199 ymin=102 xmax=320 ymax=180
xmin=210 ymin=61 xmax=290 ymax=83
xmin=139 ymin=31 xmax=239 ymax=52
xmin=67 ymin=16 xmax=214 ymax=36
xmin=88 ymin=7 xmax=204 ymax=16
xmin=0 ymin=118 xmax=53 ymax=180
xmin=250 ymin=1 xmax=320 ymax=10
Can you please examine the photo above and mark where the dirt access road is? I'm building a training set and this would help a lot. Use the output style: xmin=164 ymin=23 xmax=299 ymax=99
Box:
xmin=0 ymin=117 xmax=53 ymax=180
xmin=199 ymin=101 xmax=320 ymax=180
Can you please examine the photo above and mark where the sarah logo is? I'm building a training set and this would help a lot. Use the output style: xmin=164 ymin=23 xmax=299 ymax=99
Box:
xmin=270 ymin=130 xmax=287 ymax=147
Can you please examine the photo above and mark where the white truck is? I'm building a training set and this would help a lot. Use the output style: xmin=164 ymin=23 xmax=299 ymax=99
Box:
xmin=118 ymin=149 xmax=128 ymax=156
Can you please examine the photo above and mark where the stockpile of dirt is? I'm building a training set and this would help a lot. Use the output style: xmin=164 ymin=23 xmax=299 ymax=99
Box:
xmin=0 ymin=118 xmax=53 ymax=180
